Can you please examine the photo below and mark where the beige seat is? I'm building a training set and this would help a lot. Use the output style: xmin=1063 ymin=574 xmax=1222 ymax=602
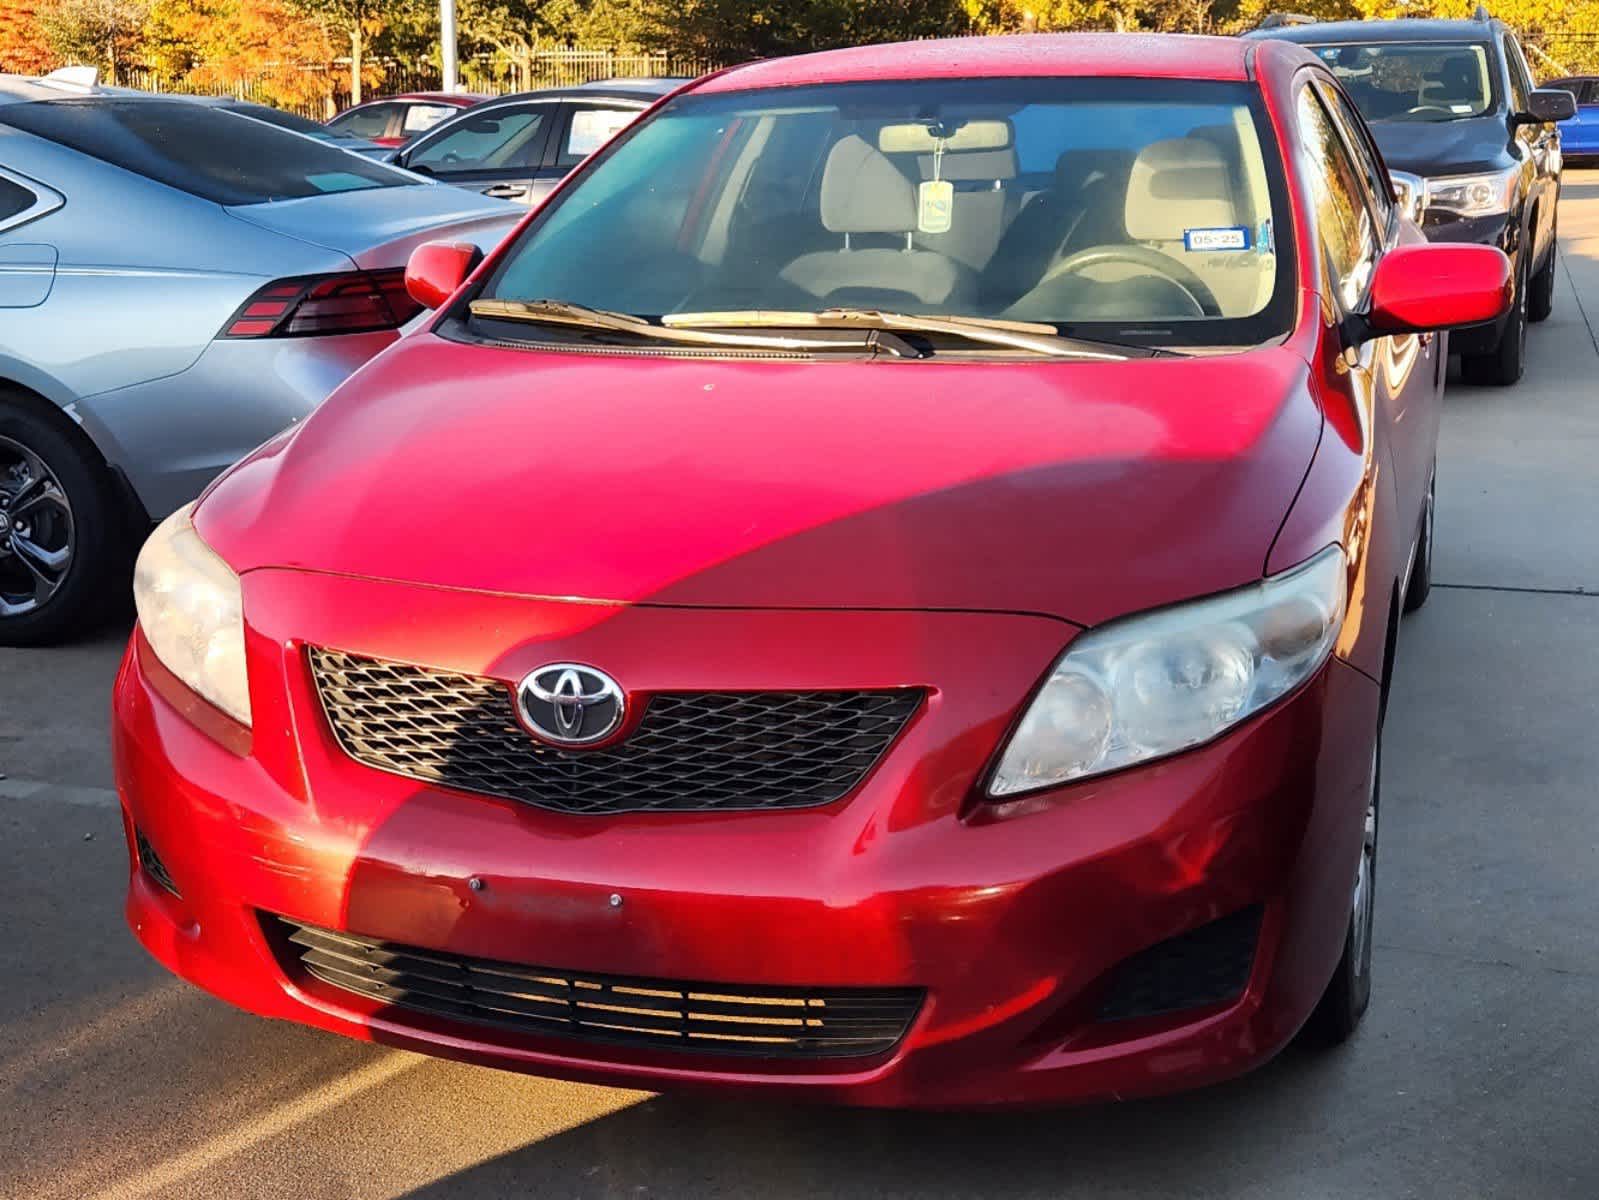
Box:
xmin=1120 ymin=137 xmax=1272 ymax=316
xmin=780 ymin=135 xmax=975 ymax=309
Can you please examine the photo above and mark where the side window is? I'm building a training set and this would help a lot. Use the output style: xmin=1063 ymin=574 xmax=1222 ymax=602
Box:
xmin=1297 ymin=86 xmax=1378 ymax=312
xmin=330 ymin=103 xmax=396 ymax=139
xmin=0 ymin=176 xmax=34 ymax=224
xmin=1503 ymin=37 xmax=1531 ymax=112
xmin=401 ymin=104 xmax=455 ymax=135
xmin=1317 ymin=80 xmax=1394 ymax=229
xmin=555 ymin=106 xmax=641 ymax=169
xmin=408 ymin=105 xmax=550 ymax=172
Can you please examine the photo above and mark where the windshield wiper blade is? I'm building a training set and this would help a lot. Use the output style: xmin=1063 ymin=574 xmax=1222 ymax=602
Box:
xmin=664 ymin=308 xmax=1137 ymax=360
xmin=469 ymin=298 xmax=924 ymax=357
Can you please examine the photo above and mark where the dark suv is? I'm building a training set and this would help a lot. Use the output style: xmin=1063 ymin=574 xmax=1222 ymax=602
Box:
xmin=1248 ymin=12 xmax=1575 ymax=385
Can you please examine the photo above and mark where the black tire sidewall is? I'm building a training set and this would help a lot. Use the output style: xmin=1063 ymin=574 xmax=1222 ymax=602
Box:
xmin=1403 ymin=465 xmax=1434 ymax=613
xmin=0 ymin=404 xmax=118 ymax=645
xmin=1528 ymin=221 xmax=1557 ymax=324
xmin=1462 ymin=251 xmax=1528 ymax=386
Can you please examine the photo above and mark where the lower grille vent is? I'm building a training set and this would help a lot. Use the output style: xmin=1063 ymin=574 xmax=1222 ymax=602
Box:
xmin=274 ymin=918 xmax=923 ymax=1060
xmin=135 ymin=827 xmax=180 ymax=897
xmin=1096 ymin=906 xmax=1263 ymax=1022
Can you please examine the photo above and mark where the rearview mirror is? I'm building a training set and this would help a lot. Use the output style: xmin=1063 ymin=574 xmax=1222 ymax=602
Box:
xmin=1513 ymin=88 xmax=1577 ymax=125
xmin=404 ymin=241 xmax=483 ymax=310
xmin=877 ymin=120 xmax=1012 ymax=154
xmin=1355 ymin=243 xmax=1511 ymax=341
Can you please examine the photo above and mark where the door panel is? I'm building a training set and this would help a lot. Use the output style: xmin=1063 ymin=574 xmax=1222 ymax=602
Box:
xmin=401 ymin=103 xmax=556 ymax=200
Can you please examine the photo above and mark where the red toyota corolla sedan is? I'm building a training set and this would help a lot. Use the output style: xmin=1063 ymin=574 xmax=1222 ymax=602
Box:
xmin=113 ymin=34 xmax=1511 ymax=1107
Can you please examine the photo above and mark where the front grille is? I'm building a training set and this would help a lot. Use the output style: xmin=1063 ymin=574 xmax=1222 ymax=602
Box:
xmin=308 ymin=648 xmax=922 ymax=815
xmin=135 ymin=827 xmax=180 ymax=897
xmin=274 ymin=918 xmax=923 ymax=1060
xmin=1096 ymin=906 xmax=1263 ymax=1022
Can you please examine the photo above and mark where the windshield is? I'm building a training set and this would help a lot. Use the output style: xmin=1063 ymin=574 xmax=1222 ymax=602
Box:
xmin=1311 ymin=42 xmax=1498 ymax=122
xmin=479 ymin=79 xmax=1294 ymax=349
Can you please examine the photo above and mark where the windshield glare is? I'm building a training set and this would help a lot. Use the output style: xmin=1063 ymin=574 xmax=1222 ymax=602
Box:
xmin=1312 ymin=42 xmax=1497 ymax=122
xmin=481 ymin=79 xmax=1293 ymax=348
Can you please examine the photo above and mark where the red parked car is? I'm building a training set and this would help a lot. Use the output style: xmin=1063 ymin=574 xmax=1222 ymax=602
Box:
xmin=115 ymin=34 xmax=1510 ymax=1107
xmin=326 ymin=91 xmax=483 ymax=147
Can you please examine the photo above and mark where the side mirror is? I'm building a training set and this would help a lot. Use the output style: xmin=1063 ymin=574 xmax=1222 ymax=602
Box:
xmin=1390 ymin=170 xmax=1425 ymax=225
xmin=1354 ymin=243 xmax=1512 ymax=342
xmin=404 ymin=241 xmax=483 ymax=310
xmin=1513 ymin=89 xmax=1577 ymax=125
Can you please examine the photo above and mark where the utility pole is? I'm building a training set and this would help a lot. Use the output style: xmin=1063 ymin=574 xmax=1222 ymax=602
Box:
xmin=440 ymin=0 xmax=459 ymax=93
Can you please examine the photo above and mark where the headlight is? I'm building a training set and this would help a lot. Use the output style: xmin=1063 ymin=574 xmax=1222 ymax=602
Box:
xmin=1424 ymin=167 xmax=1518 ymax=218
xmin=989 ymin=546 xmax=1346 ymax=797
xmin=133 ymin=504 xmax=251 ymax=726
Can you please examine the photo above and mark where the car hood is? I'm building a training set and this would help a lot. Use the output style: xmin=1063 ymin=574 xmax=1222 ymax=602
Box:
xmin=225 ymin=184 xmax=523 ymax=270
xmin=196 ymin=336 xmax=1323 ymax=628
xmin=1367 ymin=115 xmax=1513 ymax=177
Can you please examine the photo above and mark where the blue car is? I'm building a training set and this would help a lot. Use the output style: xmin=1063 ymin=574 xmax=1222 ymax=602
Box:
xmin=1546 ymin=76 xmax=1599 ymax=161
xmin=0 ymin=72 xmax=522 ymax=642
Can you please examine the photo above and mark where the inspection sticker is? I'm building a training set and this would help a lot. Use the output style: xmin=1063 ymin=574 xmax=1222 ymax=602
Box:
xmin=1183 ymin=226 xmax=1251 ymax=252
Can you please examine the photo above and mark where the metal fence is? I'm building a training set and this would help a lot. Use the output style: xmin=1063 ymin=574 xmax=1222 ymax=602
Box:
xmin=1530 ymin=31 xmax=1599 ymax=79
xmin=123 ymin=48 xmax=717 ymax=120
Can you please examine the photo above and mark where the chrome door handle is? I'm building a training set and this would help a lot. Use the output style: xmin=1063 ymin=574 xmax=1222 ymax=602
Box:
xmin=483 ymin=184 xmax=530 ymax=200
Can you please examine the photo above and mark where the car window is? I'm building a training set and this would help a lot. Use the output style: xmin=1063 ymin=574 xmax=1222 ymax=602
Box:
xmin=556 ymin=105 xmax=642 ymax=168
xmin=408 ymin=105 xmax=550 ymax=172
xmin=1309 ymin=41 xmax=1498 ymax=122
xmin=1503 ymin=36 xmax=1532 ymax=111
xmin=1297 ymin=86 xmax=1377 ymax=312
xmin=482 ymin=77 xmax=1297 ymax=349
xmin=329 ymin=103 xmax=396 ymax=139
xmin=0 ymin=175 xmax=34 ymax=223
xmin=0 ymin=100 xmax=412 ymax=205
xmin=401 ymin=104 xmax=456 ymax=135
xmin=1315 ymin=80 xmax=1393 ymax=229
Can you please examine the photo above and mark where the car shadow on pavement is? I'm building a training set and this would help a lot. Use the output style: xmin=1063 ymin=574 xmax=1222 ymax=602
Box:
xmin=392 ymin=1043 xmax=1347 ymax=1200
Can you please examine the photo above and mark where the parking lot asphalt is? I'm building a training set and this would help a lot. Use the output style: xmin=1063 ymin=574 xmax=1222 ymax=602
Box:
xmin=4 ymin=173 xmax=1599 ymax=1200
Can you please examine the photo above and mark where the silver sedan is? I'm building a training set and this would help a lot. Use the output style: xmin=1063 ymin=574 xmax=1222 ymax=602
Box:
xmin=0 ymin=76 xmax=522 ymax=642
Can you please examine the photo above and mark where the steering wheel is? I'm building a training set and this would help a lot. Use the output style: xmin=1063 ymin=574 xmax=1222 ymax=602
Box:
xmin=1037 ymin=244 xmax=1221 ymax=318
xmin=1397 ymin=105 xmax=1454 ymax=120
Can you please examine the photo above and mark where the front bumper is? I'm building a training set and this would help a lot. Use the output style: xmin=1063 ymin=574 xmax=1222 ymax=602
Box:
xmin=114 ymin=571 xmax=1381 ymax=1108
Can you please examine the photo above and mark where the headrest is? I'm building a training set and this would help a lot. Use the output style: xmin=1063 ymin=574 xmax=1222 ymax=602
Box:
xmin=819 ymin=134 xmax=915 ymax=234
xmin=1124 ymin=138 xmax=1237 ymax=243
xmin=1053 ymin=148 xmax=1135 ymax=194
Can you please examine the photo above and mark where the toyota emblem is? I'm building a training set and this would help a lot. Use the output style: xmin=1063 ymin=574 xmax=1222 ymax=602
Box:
xmin=517 ymin=664 xmax=626 ymax=746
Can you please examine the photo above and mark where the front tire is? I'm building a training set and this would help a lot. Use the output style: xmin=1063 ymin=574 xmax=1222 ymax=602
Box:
xmin=1461 ymin=252 xmax=1528 ymax=387
xmin=1302 ymin=738 xmax=1379 ymax=1046
xmin=0 ymin=400 xmax=121 ymax=645
xmin=1528 ymin=222 xmax=1557 ymax=324
xmin=1403 ymin=466 xmax=1435 ymax=614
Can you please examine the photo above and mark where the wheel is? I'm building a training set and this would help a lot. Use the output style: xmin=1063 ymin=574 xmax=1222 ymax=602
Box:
xmin=1527 ymin=223 xmax=1557 ymax=324
xmin=1301 ymin=738 xmax=1379 ymax=1046
xmin=1460 ymin=252 xmax=1528 ymax=386
xmin=1402 ymin=465 xmax=1434 ymax=614
xmin=0 ymin=402 xmax=122 ymax=645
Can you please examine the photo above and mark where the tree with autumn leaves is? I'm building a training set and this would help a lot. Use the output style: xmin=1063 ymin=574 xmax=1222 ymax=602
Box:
xmin=2 ymin=0 xmax=1596 ymax=109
